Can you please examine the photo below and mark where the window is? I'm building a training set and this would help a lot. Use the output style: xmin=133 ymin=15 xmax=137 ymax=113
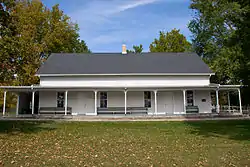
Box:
xmin=144 ymin=91 xmax=151 ymax=108
xmin=57 ymin=92 xmax=65 ymax=108
xmin=186 ymin=90 xmax=194 ymax=106
xmin=100 ymin=92 xmax=107 ymax=108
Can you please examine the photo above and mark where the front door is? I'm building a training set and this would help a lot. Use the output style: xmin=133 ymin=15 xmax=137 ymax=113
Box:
xmin=158 ymin=92 xmax=173 ymax=114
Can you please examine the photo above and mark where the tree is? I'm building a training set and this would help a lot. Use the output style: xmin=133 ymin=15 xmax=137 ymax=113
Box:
xmin=0 ymin=0 xmax=17 ymax=85
xmin=188 ymin=0 xmax=243 ymax=85
xmin=127 ymin=44 xmax=143 ymax=53
xmin=0 ymin=0 xmax=90 ymax=86
xmin=149 ymin=29 xmax=191 ymax=52
xmin=188 ymin=0 xmax=250 ymax=105
xmin=227 ymin=0 xmax=250 ymax=104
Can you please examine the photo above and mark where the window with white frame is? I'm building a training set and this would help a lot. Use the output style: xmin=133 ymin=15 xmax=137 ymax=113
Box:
xmin=144 ymin=91 xmax=151 ymax=108
xmin=57 ymin=92 xmax=65 ymax=108
xmin=186 ymin=90 xmax=194 ymax=106
xmin=100 ymin=92 xmax=107 ymax=108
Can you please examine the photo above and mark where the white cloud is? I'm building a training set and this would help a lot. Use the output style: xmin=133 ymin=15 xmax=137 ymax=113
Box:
xmin=66 ymin=0 xmax=191 ymax=51
xmin=108 ymin=0 xmax=160 ymax=14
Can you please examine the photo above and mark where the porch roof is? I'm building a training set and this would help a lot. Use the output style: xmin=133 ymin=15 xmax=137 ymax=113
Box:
xmin=0 ymin=84 xmax=241 ymax=92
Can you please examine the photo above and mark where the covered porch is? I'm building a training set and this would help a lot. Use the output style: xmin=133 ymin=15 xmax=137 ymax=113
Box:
xmin=0 ymin=84 xmax=243 ymax=116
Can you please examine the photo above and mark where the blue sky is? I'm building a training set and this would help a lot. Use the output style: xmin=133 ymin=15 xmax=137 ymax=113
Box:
xmin=42 ymin=0 xmax=192 ymax=52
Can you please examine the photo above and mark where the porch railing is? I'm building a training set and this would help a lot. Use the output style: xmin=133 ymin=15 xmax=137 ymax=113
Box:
xmin=219 ymin=105 xmax=250 ymax=115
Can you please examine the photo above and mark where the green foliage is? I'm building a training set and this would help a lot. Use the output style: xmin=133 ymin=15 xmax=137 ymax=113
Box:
xmin=189 ymin=0 xmax=250 ymax=104
xmin=188 ymin=0 xmax=244 ymax=85
xmin=228 ymin=0 xmax=250 ymax=103
xmin=0 ymin=0 xmax=89 ymax=87
xmin=149 ymin=29 xmax=191 ymax=52
xmin=127 ymin=44 xmax=143 ymax=53
xmin=0 ymin=0 xmax=90 ymax=106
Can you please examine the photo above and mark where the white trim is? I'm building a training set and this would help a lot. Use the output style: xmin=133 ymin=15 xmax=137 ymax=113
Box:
xmin=124 ymin=90 xmax=127 ymax=115
xmin=148 ymin=112 xmax=166 ymax=115
xmin=16 ymin=94 xmax=19 ymax=116
xmin=31 ymin=91 xmax=35 ymax=115
xmin=154 ymin=90 xmax=157 ymax=115
xmin=36 ymin=73 xmax=215 ymax=77
xmin=227 ymin=92 xmax=231 ymax=108
xmin=155 ymin=112 xmax=166 ymax=115
xmin=0 ymin=85 xmax=241 ymax=92
xmin=64 ymin=91 xmax=68 ymax=115
xmin=86 ymin=113 xmax=97 ymax=116
xmin=219 ymin=85 xmax=242 ymax=88
xmin=3 ymin=91 xmax=7 ymax=116
xmin=238 ymin=89 xmax=242 ymax=114
xmin=94 ymin=90 xmax=97 ymax=115
xmin=216 ymin=89 xmax=219 ymax=113
xmin=0 ymin=84 xmax=242 ymax=90
xmin=147 ymin=112 xmax=154 ymax=115
xmin=202 ymin=111 xmax=211 ymax=114
xmin=183 ymin=90 xmax=186 ymax=113
xmin=174 ymin=112 xmax=186 ymax=114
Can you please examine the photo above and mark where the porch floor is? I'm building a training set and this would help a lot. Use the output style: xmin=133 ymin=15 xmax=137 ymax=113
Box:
xmin=0 ymin=113 xmax=247 ymax=122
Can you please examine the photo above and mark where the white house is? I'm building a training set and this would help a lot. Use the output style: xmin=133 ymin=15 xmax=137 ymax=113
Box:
xmin=0 ymin=45 xmax=242 ymax=116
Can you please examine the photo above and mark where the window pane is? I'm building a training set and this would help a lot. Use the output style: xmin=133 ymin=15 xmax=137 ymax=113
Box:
xmin=100 ymin=100 xmax=107 ymax=108
xmin=57 ymin=92 xmax=65 ymax=108
xmin=144 ymin=99 xmax=151 ymax=108
xmin=100 ymin=92 xmax=107 ymax=99
xmin=144 ymin=91 xmax=151 ymax=108
xmin=186 ymin=90 xmax=194 ymax=106
xmin=100 ymin=92 xmax=108 ymax=108
xmin=144 ymin=91 xmax=151 ymax=99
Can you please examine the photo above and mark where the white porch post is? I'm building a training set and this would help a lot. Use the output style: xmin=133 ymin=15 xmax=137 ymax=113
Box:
xmin=154 ymin=90 xmax=157 ymax=115
xmin=124 ymin=90 xmax=127 ymax=115
xmin=238 ymin=88 xmax=242 ymax=114
xmin=183 ymin=90 xmax=186 ymax=113
xmin=3 ymin=91 xmax=7 ymax=116
xmin=31 ymin=91 xmax=35 ymax=115
xmin=16 ymin=94 xmax=20 ymax=116
xmin=216 ymin=89 xmax=220 ymax=113
xmin=64 ymin=90 xmax=68 ymax=115
xmin=227 ymin=91 xmax=231 ymax=111
xmin=94 ymin=90 xmax=97 ymax=115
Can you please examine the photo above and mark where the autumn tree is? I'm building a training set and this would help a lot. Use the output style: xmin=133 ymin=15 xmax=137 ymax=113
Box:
xmin=0 ymin=0 xmax=17 ymax=85
xmin=149 ymin=29 xmax=191 ymax=52
xmin=0 ymin=0 xmax=89 ymax=86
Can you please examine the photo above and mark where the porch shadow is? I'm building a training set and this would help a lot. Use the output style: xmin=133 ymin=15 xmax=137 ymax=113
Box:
xmin=184 ymin=120 xmax=250 ymax=141
xmin=0 ymin=120 xmax=56 ymax=134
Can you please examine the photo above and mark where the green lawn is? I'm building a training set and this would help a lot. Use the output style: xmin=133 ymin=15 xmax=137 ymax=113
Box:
xmin=0 ymin=120 xmax=249 ymax=167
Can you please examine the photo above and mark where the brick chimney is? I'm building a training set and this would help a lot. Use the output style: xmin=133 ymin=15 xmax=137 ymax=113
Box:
xmin=122 ymin=44 xmax=127 ymax=54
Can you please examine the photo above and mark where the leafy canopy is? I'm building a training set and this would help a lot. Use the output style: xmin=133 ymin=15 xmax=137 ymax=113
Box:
xmin=188 ymin=0 xmax=243 ymax=85
xmin=0 ymin=0 xmax=90 ymax=86
xmin=127 ymin=44 xmax=143 ymax=53
xmin=149 ymin=29 xmax=191 ymax=52
xmin=0 ymin=0 xmax=90 ymax=106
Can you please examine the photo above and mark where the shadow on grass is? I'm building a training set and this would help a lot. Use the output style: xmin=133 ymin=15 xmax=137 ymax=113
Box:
xmin=184 ymin=120 xmax=250 ymax=141
xmin=0 ymin=121 xmax=57 ymax=134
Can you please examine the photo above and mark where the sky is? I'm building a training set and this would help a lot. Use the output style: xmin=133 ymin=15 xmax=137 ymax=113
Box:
xmin=42 ymin=0 xmax=192 ymax=52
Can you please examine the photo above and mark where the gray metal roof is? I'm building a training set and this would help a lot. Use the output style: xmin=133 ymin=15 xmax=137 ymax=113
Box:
xmin=36 ymin=52 xmax=213 ymax=75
